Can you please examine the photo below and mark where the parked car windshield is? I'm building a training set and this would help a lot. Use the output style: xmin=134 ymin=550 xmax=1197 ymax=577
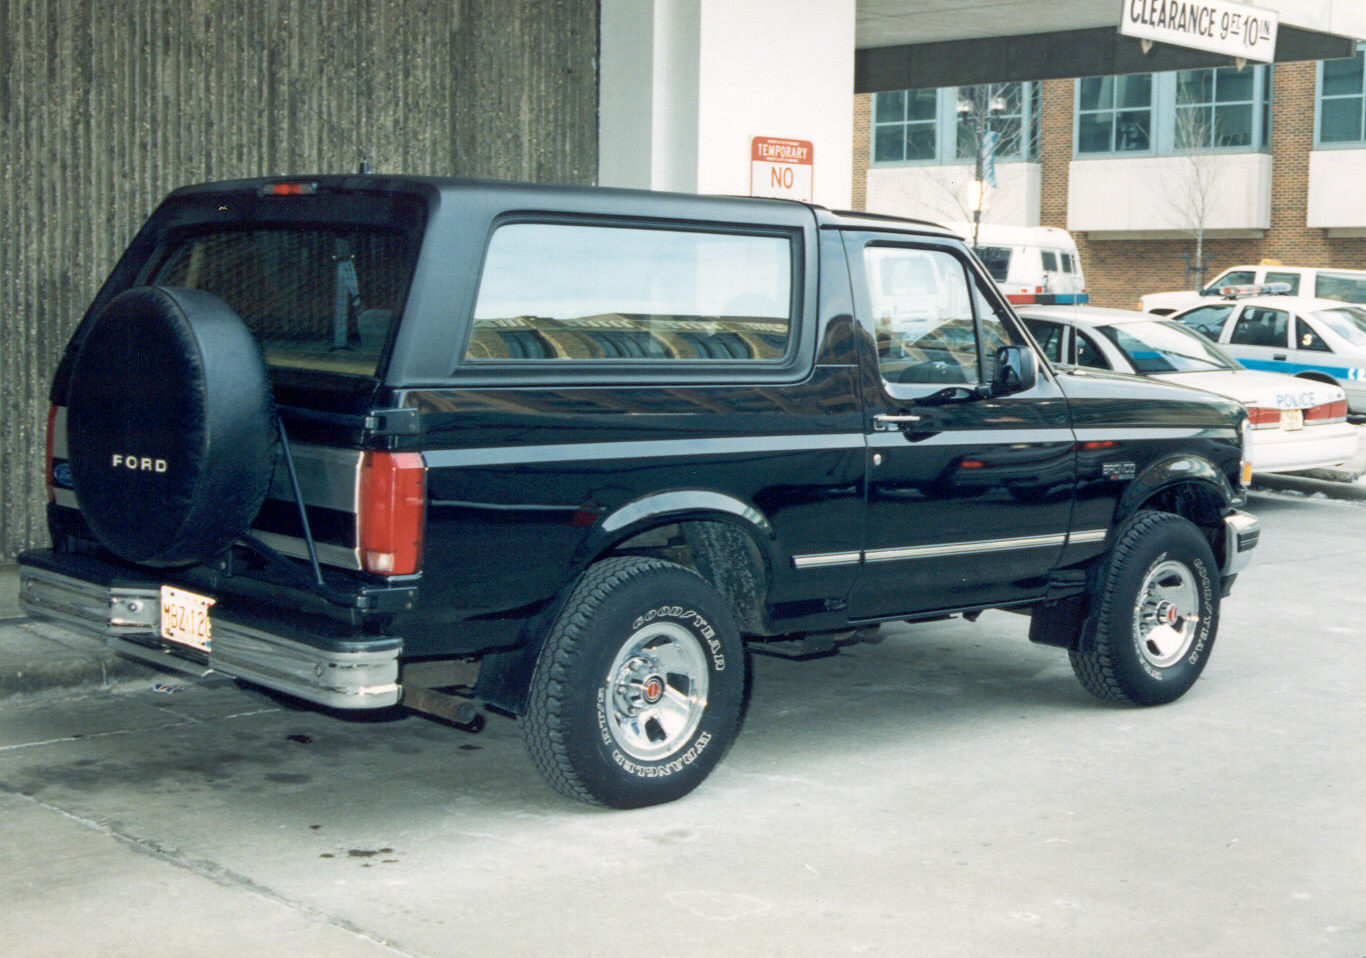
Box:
xmin=1099 ymin=320 xmax=1237 ymax=374
xmin=1312 ymin=306 xmax=1366 ymax=346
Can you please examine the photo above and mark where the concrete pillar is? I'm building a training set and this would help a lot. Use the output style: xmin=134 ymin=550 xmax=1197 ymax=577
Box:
xmin=599 ymin=0 xmax=855 ymax=208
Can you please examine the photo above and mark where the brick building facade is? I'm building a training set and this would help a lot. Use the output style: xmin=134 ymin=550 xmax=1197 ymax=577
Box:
xmin=854 ymin=61 xmax=1366 ymax=310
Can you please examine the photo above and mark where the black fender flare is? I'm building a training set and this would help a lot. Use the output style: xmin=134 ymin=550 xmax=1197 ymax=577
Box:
xmin=1114 ymin=453 xmax=1236 ymax=530
xmin=475 ymin=491 xmax=777 ymax=715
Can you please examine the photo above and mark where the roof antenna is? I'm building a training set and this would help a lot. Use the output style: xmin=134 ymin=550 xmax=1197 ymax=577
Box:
xmin=358 ymin=151 xmax=371 ymax=175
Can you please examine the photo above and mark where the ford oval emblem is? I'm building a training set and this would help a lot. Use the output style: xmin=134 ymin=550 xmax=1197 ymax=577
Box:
xmin=53 ymin=462 xmax=73 ymax=489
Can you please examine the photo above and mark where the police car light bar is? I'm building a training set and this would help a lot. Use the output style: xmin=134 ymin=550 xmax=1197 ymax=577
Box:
xmin=1217 ymin=282 xmax=1293 ymax=299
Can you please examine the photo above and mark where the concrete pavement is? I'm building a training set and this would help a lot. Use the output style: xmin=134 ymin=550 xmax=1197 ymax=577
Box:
xmin=2 ymin=489 xmax=1362 ymax=958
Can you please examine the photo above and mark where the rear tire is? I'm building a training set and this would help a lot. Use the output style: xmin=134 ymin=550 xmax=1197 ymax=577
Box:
xmin=521 ymin=556 xmax=745 ymax=808
xmin=1070 ymin=510 xmax=1220 ymax=706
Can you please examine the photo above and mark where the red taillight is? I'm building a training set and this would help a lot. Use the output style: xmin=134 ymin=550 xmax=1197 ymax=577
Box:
xmin=359 ymin=451 xmax=425 ymax=576
xmin=1304 ymin=399 xmax=1348 ymax=424
xmin=1245 ymin=406 xmax=1281 ymax=429
xmin=44 ymin=405 xmax=57 ymax=502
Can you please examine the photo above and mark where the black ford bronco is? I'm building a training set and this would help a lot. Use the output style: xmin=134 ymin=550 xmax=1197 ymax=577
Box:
xmin=19 ymin=176 xmax=1260 ymax=808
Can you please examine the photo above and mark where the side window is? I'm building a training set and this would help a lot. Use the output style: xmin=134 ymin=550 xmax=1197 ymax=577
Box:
xmin=1229 ymin=307 xmax=1289 ymax=347
xmin=1313 ymin=271 xmax=1366 ymax=303
xmin=1022 ymin=318 xmax=1065 ymax=363
xmin=1265 ymin=271 xmax=1301 ymax=295
xmin=467 ymin=222 xmax=794 ymax=362
xmin=1172 ymin=304 xmax=1234 ymax=339
xmin=862 ymin=246 xmax=1008 ymax=385
xmin=1074 ymin=330 xmax=1111 ymax=369
xmin=1295 ymin=317 xmax=1331 ymax=351
xmin=1208 ymin=269 xmax=1254 ymax=292
xmin=975 ymin=245 xmax=1011 ymax=283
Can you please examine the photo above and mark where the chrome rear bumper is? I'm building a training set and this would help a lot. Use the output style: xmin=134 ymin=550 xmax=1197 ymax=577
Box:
xmin=19 ymin=565 xmax=399 ymax=709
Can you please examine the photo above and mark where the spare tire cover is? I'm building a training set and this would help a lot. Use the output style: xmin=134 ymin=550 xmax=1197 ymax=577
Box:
xmin=66 ymin=285 xmax=276 ymax=567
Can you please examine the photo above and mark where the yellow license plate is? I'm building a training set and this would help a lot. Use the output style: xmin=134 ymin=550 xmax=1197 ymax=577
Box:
xmin=1281 ymin=409 xmax=1304 ymax=431
xmin=160 ymin=586 xmax=215 ymax=652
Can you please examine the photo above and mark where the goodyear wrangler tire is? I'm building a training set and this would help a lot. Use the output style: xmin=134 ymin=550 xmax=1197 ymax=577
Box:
xmin=66 ymin=286 xmax=276 ymax=567
xmin=1069 ymin=510 xmax=1220 ymax=706
xmin=521 ymin=556 xmax=746 ymax=808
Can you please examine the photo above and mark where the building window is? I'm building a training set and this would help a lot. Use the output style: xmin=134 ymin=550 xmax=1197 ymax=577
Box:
xmin=1077 ymin=75 xmax=1152 ymax=153
xmin=1319 ymin=48 xmax=1366 ymax=144
xmin=954 ymin=83 xmax=1038 ymax=162
xmin=872 ymin=83 xmax=1038 ymax=166
xmin=1076 ymin=67 xmax=1270 ymax=156
xmin=873 ymin=89 xmax=939 ymax=162
xmin=1175 ymin=67 xmax=1259 ymax=148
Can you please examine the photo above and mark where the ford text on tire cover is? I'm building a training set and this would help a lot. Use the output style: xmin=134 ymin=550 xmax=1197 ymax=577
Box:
xmin=18 ymin=177 xmax=1261 ymax=808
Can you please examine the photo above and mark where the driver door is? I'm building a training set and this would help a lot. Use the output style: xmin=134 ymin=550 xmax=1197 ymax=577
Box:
xmin=843 ymin=234 xmax=1077 ymax=619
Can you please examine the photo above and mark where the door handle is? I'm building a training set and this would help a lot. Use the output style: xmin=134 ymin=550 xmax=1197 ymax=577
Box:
xmin=873 ymin=413 xmax=922 ymax=431
xmin=1273 ymin=353 xmax=1286 ymax=360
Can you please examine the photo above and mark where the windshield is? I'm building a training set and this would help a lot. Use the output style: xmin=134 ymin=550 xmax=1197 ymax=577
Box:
xmin=1312 ymin=306 xmax=1366 ymax=346
xmin=150 ymin=226 xmax=415 ymax=376
xmin=1099 ymin=320 xmax=1237 ymax=374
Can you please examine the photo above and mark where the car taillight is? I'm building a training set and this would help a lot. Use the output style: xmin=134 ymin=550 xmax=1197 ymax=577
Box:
xmin=359 ymin=451 xmax=425 ymax=576
xmin=1245 ymin=406 xmax=1281 ymax=429
xmin=44 ymin=405 xmax=57 ymax=502
xmin=1304 ymin=399 xmax=1348 ymax=424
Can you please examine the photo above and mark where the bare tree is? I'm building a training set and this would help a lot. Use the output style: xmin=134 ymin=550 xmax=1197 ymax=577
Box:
xmin=1167 ymin=102 xmax=1221 ymax=287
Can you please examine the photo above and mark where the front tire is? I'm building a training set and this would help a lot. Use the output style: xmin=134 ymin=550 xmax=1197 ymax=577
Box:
xmin=1070 ymin=510 xmax=1220 ymax=706
xmin=521 ymin=556 xmax=746 ymax=808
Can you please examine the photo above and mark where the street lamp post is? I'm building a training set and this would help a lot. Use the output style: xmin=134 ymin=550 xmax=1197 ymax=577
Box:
xmin=957 ymin=88 xmax=1007 ymax=250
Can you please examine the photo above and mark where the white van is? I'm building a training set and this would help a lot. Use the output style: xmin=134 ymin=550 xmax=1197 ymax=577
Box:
xmin=947 ymin=222 xmax=1088 ymax=305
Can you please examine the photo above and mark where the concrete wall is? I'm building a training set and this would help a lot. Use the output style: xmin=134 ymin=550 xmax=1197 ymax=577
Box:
xmin=865 ymin=162 xmax=1042 ymax=226
xmin=1307 ymin=147 xmax=1366 ymax=233
xmin=600 ymin=0 xmax=855 ymax=208
xmin=1068 ymin=153 xmax=1273 ymax=236
xmin=694 ymin=0 xmax=854 ymax=208
xmin=0 ymin=0 xmax=598 ymax=561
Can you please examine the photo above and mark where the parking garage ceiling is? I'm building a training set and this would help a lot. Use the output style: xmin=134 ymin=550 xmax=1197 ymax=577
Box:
xmin=854 ymin=0 xmax=1362 ymax=91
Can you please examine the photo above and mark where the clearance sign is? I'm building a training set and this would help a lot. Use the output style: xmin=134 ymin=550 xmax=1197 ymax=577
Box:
xmin=1120 ymin=0 xmax=1278 ymax=62
xmin=750 ymin=137 xmax=814 ymax=203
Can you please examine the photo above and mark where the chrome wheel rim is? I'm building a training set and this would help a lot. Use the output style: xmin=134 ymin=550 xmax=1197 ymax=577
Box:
xmin=1134 ymin=559 xmax=1201 ymax=669
xmin=605 ymin=622 xmax=709 ymax=762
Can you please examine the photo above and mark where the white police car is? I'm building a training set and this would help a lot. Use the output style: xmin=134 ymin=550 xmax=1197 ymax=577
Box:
xmin=1167 ymin=289 xmax=1366 ymax=416
xmin=1019 ymin=304 xmax=1361 ymax=476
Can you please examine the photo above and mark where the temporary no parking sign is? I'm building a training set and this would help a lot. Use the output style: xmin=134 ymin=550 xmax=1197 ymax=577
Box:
xmin=751 ymin=137 xmax=814 ymax=202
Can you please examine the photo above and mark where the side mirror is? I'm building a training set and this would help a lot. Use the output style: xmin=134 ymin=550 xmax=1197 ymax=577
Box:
xmin=993 ymin=344 xmax=1037 ymax=396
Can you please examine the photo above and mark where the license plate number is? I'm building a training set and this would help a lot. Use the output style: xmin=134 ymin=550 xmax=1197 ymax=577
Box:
xmin=1281 ymin=409 xmax=1304 ymax=431
xmin=160 ymin=586 xmax=215 ymax=652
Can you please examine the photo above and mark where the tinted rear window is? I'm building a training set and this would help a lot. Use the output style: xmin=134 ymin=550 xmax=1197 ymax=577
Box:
xmin=151 ymin=227 xmax=414 ymax=376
